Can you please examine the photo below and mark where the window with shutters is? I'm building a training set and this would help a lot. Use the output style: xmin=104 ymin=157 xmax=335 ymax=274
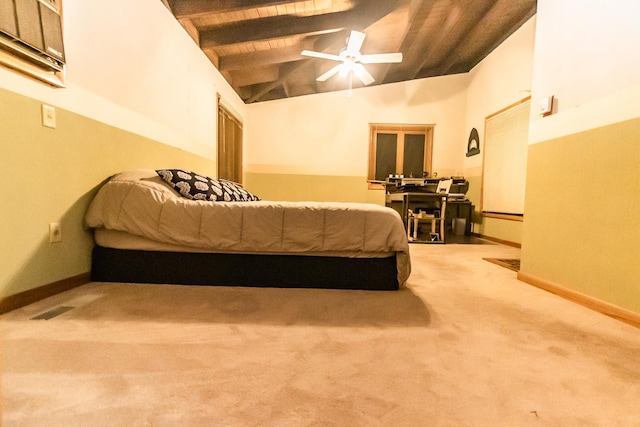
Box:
xmin=368 ymin=124 xmax=434 ymax=187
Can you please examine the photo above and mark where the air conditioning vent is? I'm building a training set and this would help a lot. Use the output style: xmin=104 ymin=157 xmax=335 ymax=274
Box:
xmin=0 ymin=0 xmax=65 ymax=72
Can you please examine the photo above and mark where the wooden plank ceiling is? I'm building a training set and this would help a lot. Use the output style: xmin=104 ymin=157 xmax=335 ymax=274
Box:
xmin=163 ymin=0 xmax=537 ymax=104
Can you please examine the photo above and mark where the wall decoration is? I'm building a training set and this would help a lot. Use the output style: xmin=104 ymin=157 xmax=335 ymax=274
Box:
xmin=466 ymin=127 xmax=480 ymax=157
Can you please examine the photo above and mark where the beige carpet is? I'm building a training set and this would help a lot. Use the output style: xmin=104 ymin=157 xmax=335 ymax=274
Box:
xmin=1 ymin=243 xmax=639 ymax=426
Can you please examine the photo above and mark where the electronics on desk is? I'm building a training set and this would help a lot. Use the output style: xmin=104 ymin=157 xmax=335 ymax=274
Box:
xmin=400 ymin=178 xmax=425 ymax=186
xmin=384 ymin=176 xmax=469 ymax=196
xmin=447 ymin=193 xmax=467 ymax=201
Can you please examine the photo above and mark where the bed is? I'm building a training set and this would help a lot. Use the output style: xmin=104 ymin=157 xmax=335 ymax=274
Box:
xmin=84 ymin=170 xmax=411 ymax=290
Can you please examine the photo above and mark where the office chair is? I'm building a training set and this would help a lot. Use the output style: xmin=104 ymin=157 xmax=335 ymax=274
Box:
xmin=407 ymin=179 xmax=452 ymax=242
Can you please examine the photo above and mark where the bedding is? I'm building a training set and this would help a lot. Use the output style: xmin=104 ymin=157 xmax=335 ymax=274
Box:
xmin=84 ymin=170 xmax=411 ymax=289
xmin=156 ymin=169 xmax=260 ymax=201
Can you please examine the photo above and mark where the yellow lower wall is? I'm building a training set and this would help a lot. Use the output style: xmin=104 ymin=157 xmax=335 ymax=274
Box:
xmin=476 ymin=216 xmax=523 ymax=245
xmin=521 ymin=117 xmax=640 ymax=314
xmin=0 ymin=88 xmax=216 ymax=300
xmin=244 ymin=172 xmax=385 ymax=205
xmin=463 ymin=174 xmax=523 ymax=244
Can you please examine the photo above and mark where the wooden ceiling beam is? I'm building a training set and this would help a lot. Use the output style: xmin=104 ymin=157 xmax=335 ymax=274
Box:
xmin=230 ymin=66 xmax=280 ymax=87
xmin=384 ymin=0 xmax=439 ymax=83
xmin=202 ymin=48 xmax=220 ymax=68
xmin=219 ymin=43 xmax=313 ymax=71
xmin=160 ymin=0 xmax=173 ymax=13
xmin=178 ymin=18 xmax=200 ymax=45
xmin=171 ymin=0 xmax=292 ymax=19
xmin=356 ymin=0 xmax=422 ymax=85
xmin=408 ymin=1 xmax=493 ymax=80
xmin=459 ymin=2 xmax=536 ymax=72
xmin=433 ymin=0 xmax=534 ymax=76
xmin=200 ymin=13 xmax=353 ymax=49
xmin=200 ymin=0 xmax=405 ymax=49
xmin=244 ymin=59 xmax=315 ymax=103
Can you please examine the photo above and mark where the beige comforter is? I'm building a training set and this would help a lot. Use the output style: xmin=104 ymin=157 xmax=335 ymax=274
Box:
xmin=85 ymin=170 xmax=411 ymax=286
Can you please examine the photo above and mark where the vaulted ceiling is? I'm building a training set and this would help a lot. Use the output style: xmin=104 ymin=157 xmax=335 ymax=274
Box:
xmin=162 ymin=0 xmax=536 ymax=104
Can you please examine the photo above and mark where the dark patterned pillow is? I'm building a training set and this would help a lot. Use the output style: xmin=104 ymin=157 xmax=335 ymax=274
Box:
xmin=219 ymin=179 xmax=261 ymax=202
xmin=156 ymin=169 xmax=260 ymax=202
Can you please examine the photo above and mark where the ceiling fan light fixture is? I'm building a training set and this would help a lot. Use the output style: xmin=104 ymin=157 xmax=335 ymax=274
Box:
xmin=301 ymin=30 xmax=402 ymax=90
xmin=339 ymin=61 xmax=355 ymax=77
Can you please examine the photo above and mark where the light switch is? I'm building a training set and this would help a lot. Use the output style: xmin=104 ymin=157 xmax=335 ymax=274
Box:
xmin=42 ymin=104 xmax=56 ymax=128
xmin=538 ymin=96 xmax=553 ymax=116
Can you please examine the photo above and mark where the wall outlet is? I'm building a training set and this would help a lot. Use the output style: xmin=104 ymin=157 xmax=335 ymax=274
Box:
xmin=42 ymin=104 xmax=56 ymax=128
xmin=49 ymin=222 xmax=62 ymax=243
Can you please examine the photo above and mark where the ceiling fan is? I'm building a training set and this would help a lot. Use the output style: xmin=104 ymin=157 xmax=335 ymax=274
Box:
xmin=301 ymin=30 xmax=403 ymax=90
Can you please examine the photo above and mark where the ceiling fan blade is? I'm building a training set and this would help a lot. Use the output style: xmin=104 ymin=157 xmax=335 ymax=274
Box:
xmin=301 ymin=50 xmax=342 ymax=62
xmin=316 ymin=64 xmax=343 ymax=82
xmin=346 ymin=30 xmax=366 ymax=55
xmin=354 ymin=63 xmax=375 ymax=86
xmin=359 ymin=52 xmax=403 ymax=64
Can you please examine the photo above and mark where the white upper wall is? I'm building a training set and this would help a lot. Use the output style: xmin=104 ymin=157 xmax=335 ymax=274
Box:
xmin=245 ymin=73 xmax=469 ymax=177
xmin=529 ymin=0 xmax=640 ymax=143
xmin=0 ymin=0 xmax=244 ymax=159
xmin=465 ymin=17 xmax=536 ymax=169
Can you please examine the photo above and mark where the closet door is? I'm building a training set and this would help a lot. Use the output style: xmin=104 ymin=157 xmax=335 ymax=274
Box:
xmin=218 ymin=100 xmax=243 ymax=183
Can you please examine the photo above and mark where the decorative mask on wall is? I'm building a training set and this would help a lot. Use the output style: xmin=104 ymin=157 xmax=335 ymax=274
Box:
xmin=466 ymin=128 xmax=480 ymax=157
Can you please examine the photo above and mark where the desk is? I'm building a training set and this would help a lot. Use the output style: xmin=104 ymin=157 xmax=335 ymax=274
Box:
xmin=385 ymin=192 xmax=473 ymax=241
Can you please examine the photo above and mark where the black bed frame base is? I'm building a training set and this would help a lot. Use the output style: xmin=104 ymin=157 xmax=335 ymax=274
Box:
xmin=91 ymin=246 xmax=399 ymax=291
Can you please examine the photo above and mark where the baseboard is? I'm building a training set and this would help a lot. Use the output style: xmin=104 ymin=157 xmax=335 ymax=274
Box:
xmin=517 ymin=271 xmax=640 ymax=329
xmin=0 ymin=273 xmax=91 ymax=315
xmin=472 ymin=233 xmax=521 ymax=248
